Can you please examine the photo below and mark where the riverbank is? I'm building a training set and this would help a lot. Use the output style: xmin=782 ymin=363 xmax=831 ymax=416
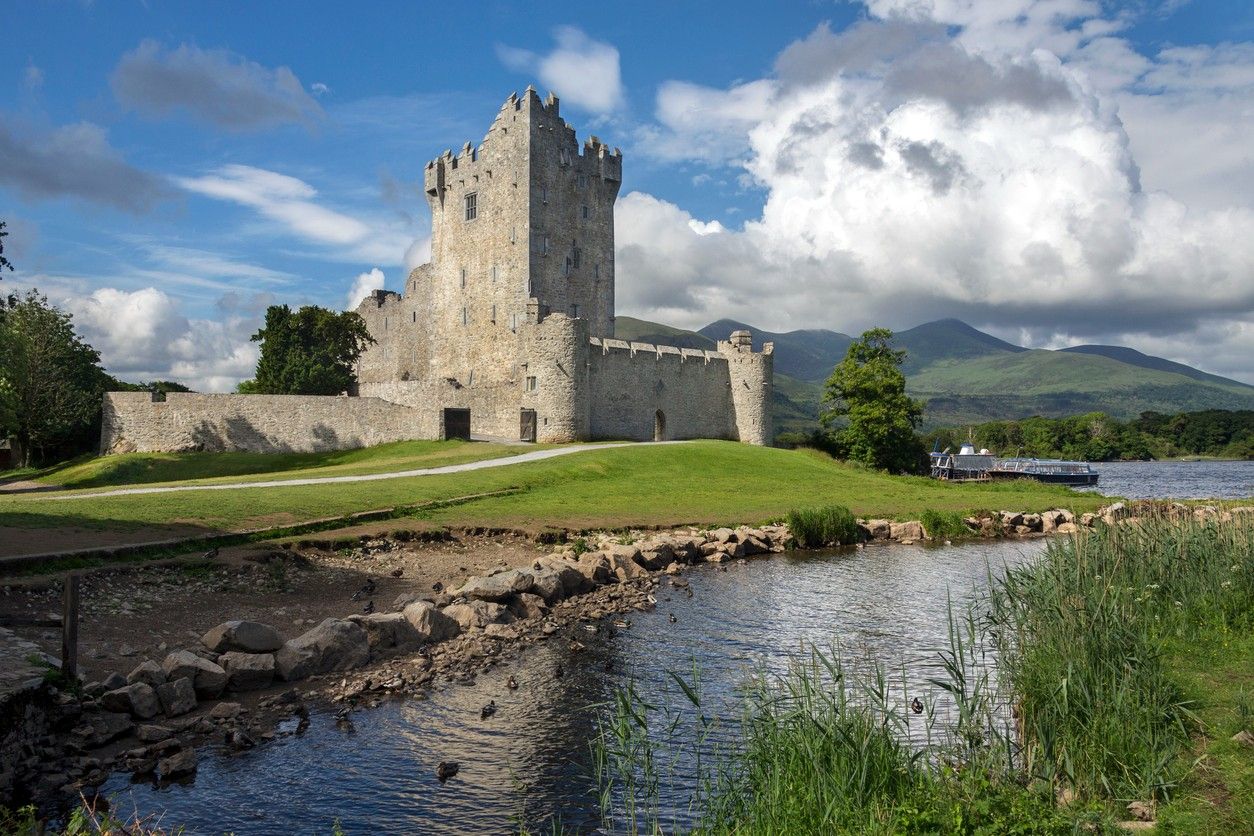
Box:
xmin=0 ymin=442 xmax=1109 ymax=559
xmin=0 ymin=501 xmax=1118 ymax=819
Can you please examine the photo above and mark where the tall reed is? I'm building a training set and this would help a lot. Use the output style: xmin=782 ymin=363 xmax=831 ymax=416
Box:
xmin=786 ymin=504 xmax=861 ymax=548
xmin=988 ymin=511 xmax=1254 ymax=802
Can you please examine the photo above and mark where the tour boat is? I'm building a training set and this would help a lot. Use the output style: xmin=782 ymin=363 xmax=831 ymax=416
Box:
xmin=988 ymin=457 xmax=1100 ymax=487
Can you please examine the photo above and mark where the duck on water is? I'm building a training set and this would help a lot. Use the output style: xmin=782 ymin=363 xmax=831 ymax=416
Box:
xmin=929 ymin=442 xmax=1099 ymax=487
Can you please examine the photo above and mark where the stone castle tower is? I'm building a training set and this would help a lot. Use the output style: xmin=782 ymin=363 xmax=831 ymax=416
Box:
xmin=353 ymin=87 xmax=774 ymax=445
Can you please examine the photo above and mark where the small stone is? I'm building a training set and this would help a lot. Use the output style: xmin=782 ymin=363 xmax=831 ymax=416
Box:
xmin=1126 ymin=801 xmax=1154 ymax=822
xmin=127 ymin=660 xmax=166 ymax=689
xmin=1232 ymin=729 xmax=1254 ymax=747
xmin=162 ymin=650 xmax=228 ymax=699
xmin=209 ymin=701 xmax=243 ymax=720
xmin=156 ymin=748 xmax=197 ymax=781
xmin=136 ymin=725 xmax=172 ymax=743
xmin=101 ymin=683 xmax=161 ymax=720
xmin=201 ymin=621 xmax=284 ymax=654
xmin=219 ymin=652 xmax=276 ymax=692
xmin=156 ymin=677 xmax=197 ymax=717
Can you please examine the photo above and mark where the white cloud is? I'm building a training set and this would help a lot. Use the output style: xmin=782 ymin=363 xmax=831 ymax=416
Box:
xmin=23 ymin=63 xmax=43 ymax=90
xmin=497 ymin=26 xmax=625 ymax=114
xmin=176 ymin=164 xmax=417 ymax=266
xmin=617 ymin=4 xmax=1254 ymax=382
xmin=346 ymin=267 xmax=385 ymax=310
xmin=60 ymin=286 xmax=261 ymax=392
xmin=311 ymin=82 xmax=330 ymax=97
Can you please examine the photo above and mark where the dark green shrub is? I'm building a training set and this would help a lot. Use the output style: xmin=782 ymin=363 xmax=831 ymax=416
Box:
xmin=787 ymin=504 xmax=861 ymax=547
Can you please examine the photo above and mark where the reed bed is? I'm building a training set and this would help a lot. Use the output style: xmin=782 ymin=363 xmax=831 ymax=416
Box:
xmin=592 ymin=511 xmax=1253 ymax=833
xmin=785 ymin=504 xmax=861 ymax=548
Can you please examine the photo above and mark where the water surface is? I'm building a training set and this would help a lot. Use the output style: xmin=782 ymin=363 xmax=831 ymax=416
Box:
xmin=1086 ymin=459 xmax=1252 ymax=499
xmin=102 ymin=539 xmax=1044 ymax=835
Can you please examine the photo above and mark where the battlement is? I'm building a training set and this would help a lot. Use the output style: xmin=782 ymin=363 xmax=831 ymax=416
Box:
xmin=589 ymin=337 xmax=727 ymax=364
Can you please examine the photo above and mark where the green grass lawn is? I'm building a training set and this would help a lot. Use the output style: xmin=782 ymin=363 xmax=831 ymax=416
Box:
xmin=0 ymin=442 xmax=1110 ymax=537
xmin=2 ymin=439 xmax=535 ymax=490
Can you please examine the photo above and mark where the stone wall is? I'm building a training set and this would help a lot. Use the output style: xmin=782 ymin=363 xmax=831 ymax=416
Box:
xmin=101 ymin=392 xmax=435 ymax=454
xmin=587 ymin=338 xmax=736 ymax=441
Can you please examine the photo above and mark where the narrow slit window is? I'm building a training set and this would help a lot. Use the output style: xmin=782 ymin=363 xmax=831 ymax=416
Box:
xmin=491 ymin=304 xmax=497 ymax=323
xmin=525 ymin=375 xmax=537 ymax=392
xmin=573 ymin=247 xmax=581 ymax=269
xmin=461 ymin=268 xmax=466 ymax=288
xmin=581 ymin=205 xmax=590 ymax=219
xmin=461 ymin=306 xmax=468 ymax=326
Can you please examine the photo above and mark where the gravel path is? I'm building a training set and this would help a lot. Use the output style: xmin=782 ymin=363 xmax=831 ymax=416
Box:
xmin=27 ymin=442 xmax=669 ymax=502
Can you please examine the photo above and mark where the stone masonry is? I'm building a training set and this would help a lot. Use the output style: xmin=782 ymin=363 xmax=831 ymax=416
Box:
xmin=100 ymin=87 xmax=773 ymax=454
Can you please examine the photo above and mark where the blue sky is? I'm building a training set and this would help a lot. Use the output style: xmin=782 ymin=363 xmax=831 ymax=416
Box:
xmin=2 ymin=1 xmax=1253 ymax=389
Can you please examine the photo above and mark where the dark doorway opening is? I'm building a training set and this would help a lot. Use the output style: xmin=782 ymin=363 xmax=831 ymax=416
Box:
xmin=443 ymin=408 xmax=471 ymax=441
xmin=654 ymin=410 xmax=666 ymax=442
xmin=520 ymin=409 xmax=537 ymax=443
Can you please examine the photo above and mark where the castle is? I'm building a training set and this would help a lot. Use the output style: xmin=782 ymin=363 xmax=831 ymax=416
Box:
xmin=100 ymin=88 xmax=773 ymax=454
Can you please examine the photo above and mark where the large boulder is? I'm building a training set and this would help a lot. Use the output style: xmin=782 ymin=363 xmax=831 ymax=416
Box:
xmin=531 ymin=556 xmax=592 ymax=597
xmin=862 ymin=520 xmax=892 ymax=541
xmin=607 ymin=551 xmax=650 ymax=581
xmin=127 ymin=660 xmax=166 ymax=689
xmin=201 ymin=620 xmax=284 ymax=653
xmin=75 ymin=712 xmax=133 ymax=748
xmin=890 ymin=521 xmax=924 ymax=542
xmin=455 ymin=569 xmax=534 ymax=601
xmin=349 ymin=612 xmax=423 ymax=651
xmin=161 ymin=650 xmax=227 ymax=699
xmin=274 ymin=619 xmax=369 ymax=682
xmin=219 ymin=652 xmax=276 ymax=691
xmin=156 ymin=677 xmax=197 ymax=717
xmin=442 ymin=600 xmax=509 ymax=630
xmin=575 ymin=552 xmax=614 ymax=585
xmin=101 ymin=683 xmax=161 ymax=720
xmin=401 ymin=601 xmax=461 ymax=643
xmin=506 ymin=592 xmax=548 ymax=621
xmin=157 ymin=748 xmax=197 ymax=781
xmin=635 ymin=543 xmax=675 ymax=570
xmin=605 ymin=543 xmax=644 ymax=566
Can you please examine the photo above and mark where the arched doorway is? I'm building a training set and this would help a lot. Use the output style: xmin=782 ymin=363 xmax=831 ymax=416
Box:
xmin=654 ymin=410 xmax=666 ymax=442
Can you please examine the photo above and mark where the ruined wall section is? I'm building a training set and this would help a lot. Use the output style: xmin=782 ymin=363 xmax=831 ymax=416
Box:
xmin=586 ymin=339 xmax=735 ymax=441
xmin=100 ymin=392 xmax=435 ymax=454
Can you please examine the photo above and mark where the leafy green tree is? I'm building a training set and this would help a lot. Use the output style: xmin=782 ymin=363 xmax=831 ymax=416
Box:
xmin=248 ymin=304 xmax=374 ymax=395
xmin=820 ymin=328 xmax=926 ymax=473
xmin=0 ymin=220 xmax=13 ymax=275
xmin=0 ymin=290 xmax=109 ymax=466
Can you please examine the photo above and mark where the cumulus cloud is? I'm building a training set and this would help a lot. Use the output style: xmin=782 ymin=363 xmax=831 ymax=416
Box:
xmin=112 ymin=40 xmax=324 ymax=130
xmin=0 ymin=120 xmax=169 ymax=211
xmin=346 ymin=267 xmax=385 ymax=309
xmin=497 ymin=26 xmax=625 ymax=114
xmin=622 ymin=3 xmax=1254 ymax=382
xmin=59 ymin=285 xmax=262 ymax=392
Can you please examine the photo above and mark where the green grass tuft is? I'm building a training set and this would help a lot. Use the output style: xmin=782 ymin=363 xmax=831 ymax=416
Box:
xmin=787 ymin=504 xmax=861 ymax=547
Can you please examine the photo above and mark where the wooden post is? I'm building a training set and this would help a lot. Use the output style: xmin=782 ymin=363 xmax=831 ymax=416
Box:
xmin=61 ymin=573 xmax=80 ymax=681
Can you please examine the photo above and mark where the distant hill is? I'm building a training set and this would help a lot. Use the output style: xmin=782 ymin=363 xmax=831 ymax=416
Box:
xmin=894 ymin=318 xmax=1026 ymax=375
xmin=698 ymin=319 xmax=853 ymax=381
xmin=1059 ymin=344 xmax=1245 ymax=389
xmin=617 ymin=315 xmax=1254 ymax=435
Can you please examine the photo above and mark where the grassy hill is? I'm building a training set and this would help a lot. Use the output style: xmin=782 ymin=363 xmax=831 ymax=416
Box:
xmin=616 ymin=315 xmax=1254 ymax=436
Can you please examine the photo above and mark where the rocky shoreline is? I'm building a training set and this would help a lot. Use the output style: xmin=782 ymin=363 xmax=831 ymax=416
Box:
xmin=3 ymin=500 xmax=1247 ymax=818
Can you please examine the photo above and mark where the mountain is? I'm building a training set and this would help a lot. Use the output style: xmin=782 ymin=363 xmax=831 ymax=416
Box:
xmin=698 ymin=319 xmax=853 ymax=381
xmin=615 ymin=316 xmax=716 ymax=350
xmin=617 ymin=315 xmax=1254 ymax=435
xmin=1059 ymin=344 xmax=1246 ymax=389
xmin=893 ymin=318 xmax=1026 ymax=375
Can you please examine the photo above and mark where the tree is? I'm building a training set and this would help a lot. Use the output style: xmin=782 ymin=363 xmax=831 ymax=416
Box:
xmin=0 ymin=290 xmax=109 ymax=466
xmin=0 ymin=220 xmax=13 ymax=275
xmin=248 ymin=305 xmax=374 ymax=395
xmin=820 ymin=327 xmax=926 ymax=473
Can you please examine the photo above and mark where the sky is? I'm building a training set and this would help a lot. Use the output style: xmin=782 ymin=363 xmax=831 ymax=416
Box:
xmin=2 ymin=0 xmax=1253 ymax=390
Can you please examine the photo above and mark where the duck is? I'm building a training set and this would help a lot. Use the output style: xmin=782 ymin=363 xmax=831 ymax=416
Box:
xmin=568 ymin=640 xmax=586 ymax=653
xmin=202 ymin=547 xmax=219 ymax=560
xmin=612 ymin=618 xmax=631 ymax=630
xmin=668 ymin=613 xmax=678 ymax=624
xmin=390 ymin=568 xmax=404 ymax=578
xmin=480 ymin=700 xmax=497 ymax=720
xmin=910 ymin=697 xmax=924 ymax=715
xmin=506 ymin=675 xmax=518 ymax=690
xmin=581 ymin=623 xmax=599 ymax=634
xmin=362 ymin=600 xmax=375 ymax=615
xmin=432 ymin=581 xmax=445 ymax=593
xmin=436 ymin=761 xmax=460 ymax=783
